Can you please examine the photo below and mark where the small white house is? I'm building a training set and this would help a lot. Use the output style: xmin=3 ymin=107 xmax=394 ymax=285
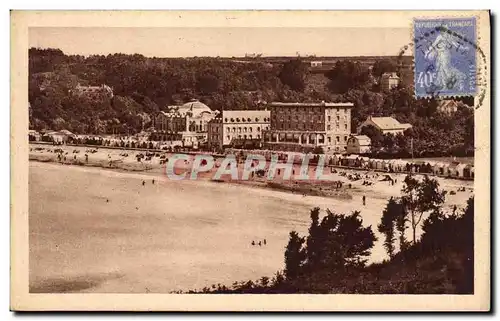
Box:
xmin=346 ymin=135 xmax=371 ymax=154
xmin=357 ymin=116 xmax=412 ymax=135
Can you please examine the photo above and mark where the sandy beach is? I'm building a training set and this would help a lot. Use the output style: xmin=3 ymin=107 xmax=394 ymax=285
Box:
xmin=29 ymin=144 xmax=474 ymax=293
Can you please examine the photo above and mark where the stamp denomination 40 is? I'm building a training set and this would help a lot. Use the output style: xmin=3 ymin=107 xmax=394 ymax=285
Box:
xmin=414 ymin=18 xmax=477 ymax=98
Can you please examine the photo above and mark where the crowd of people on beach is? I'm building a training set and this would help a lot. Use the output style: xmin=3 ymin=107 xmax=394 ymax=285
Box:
xmin=30 ymin=143 xmax=474 ymax=190
xmin=226 ymin=148 xmax=474 ymax=180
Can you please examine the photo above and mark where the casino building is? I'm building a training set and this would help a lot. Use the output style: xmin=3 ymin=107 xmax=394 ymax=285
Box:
xmin=152 ymin=100 xmax=218 ymax=148
xmin=262 ymin=101 xmax=353 ymax=153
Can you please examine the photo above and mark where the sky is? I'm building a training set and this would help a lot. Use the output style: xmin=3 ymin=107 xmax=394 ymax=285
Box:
xmin=29 ymin=27 xmax=411 ymax=58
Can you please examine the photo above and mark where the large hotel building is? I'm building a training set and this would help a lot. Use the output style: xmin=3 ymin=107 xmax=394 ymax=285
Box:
xmin=207 ymin=110 xmax=271 ymax=151
xmin=262 ymin=101 xmax=353 ymax=153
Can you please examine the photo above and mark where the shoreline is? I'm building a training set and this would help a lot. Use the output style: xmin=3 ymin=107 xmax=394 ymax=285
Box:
xmin=29 ymin=156 xmax=355 ymax=201
xmin=29 ymin=143 xmax=474 ymax=203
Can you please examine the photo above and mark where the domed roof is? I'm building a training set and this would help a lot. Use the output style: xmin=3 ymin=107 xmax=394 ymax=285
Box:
xmin=179 ymin=100 xmax=212 ymax=117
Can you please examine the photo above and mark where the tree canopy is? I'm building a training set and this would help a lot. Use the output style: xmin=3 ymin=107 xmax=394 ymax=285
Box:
xmin=28 ymin=48 xmax=474 ymax=157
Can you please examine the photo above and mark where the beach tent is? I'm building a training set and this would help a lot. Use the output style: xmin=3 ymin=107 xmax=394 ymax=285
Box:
xmin=346 ymin=154 xmax=360 ymax=167
xmin=441 ymin=163 xmax=451 ymax=177
xmin=456 ymin=163 xmax=468 ymax=178
xmin=338 ymin=155 xmax=348 ymax=167
xmin=388 ymin=159 xmax=405 ymax=172
xmin=366 ymin=158 xmax=375 ymax=169
xmin=373 ymin=159 xmax=384 ymax=170
xmin=463 ymin=164 xmax=474 ymax=178
xmin=328 ymin=154 xmax=338 ymax=166
xmin=400 ymin=160 xmax=410 ymax=172
xmin=381 ymin=160 xmax=391 ymax=171
xmin=400 ymin=160 xmax=411 ymax=172
xmin=334 ymin=154 xmax=343 ymax=166
xmin=360 ymin=157 xmax=370 ymax=168
xmin=386 ymin=159 xmax=397 ymax=171
xmin=447 ymin=163 xmax=460 ymax=177
xmin=421 ymin=161 xmax=436 ymax=174
xmin=433 ymin=162 xmax=445 ymax=175
xmin=28 ymin=130 xmax=41 ymax=141
xmin=409 ymin=160 xmax=425 ymax=173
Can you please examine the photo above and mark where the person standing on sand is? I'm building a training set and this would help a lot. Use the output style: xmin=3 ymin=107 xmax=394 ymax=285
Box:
xmin=263 ymin=239 xmax=267 ymax=245
xmin=363 ymin=195 xmax=366 ymax=206
xmin=142 ymin=180 xmax=145 ymax=186
xmin=152 ymin=179 xmax=155 ymax=185
xmin=258 ymin=241 xmax=262 ymax=247
xmin=251 ymin=241 xmax=255 ymax=246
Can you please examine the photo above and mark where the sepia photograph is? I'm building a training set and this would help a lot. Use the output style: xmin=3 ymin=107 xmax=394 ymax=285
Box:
xmin=10 ymin=10 xmax=491 ymax=311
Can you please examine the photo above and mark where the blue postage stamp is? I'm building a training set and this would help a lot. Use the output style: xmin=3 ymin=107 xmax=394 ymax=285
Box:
xmin=413 ymin=17 xmax=477 ymax=97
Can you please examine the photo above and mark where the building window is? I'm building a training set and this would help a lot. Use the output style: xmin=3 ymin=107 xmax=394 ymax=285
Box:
xmin=344 ymin=136 xmax=348 ymax=142
xmin=238 ymin=128 xmax=242 ymax=133
xmin=243 ymin=127 xmax=247 ymax=133
xmin=327 ymin=125 xmax=331 ymax=130
xmin=337 ymin=115 xmax=340 ymax=121
xmin=328 ymin=116 xmax=331 ymax=122
xmin=257 ymin=135 xmax=261 ymax=139
xmin=226 ymin=127 xmax=230 ymax=133
xmin=344 ymin=124 xmax=348 ymax=130
xmin=249 ymin=134 xmax=252 ymax=139
xmin=328 ymin=137 xmax=331 ymax=143
xmin=249 ymin=127 xmax=253 ymax=132
xmin=238 ymin=135 xmax=242 ymax=139
xmin=247 ymin=118 xmax=251 ymax=122
xmin=257 ymin=127 xmax=260 ymax=131
xmin=336 ymin=136 xmax=340 ymax=143
xmin=231 ymin=118 xmax=235 ymax=122
xmin=227 ymin=135 xmax=230 ymax=140
xmin=255 ymin=117 xmax=259 ymax=122
xmin=224 ymin=118 xmax=228 ymax=122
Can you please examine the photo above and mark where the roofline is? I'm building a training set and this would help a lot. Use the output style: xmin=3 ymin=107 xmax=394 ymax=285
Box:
xmin=268 ymin=102 xmax=354 ymax=108
xmin=222 ymin=110 xmax=270 ymax=114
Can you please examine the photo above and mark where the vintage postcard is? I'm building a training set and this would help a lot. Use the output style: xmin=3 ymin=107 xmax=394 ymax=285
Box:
xmin=10 ymin=10 xmax=491 ymax=311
